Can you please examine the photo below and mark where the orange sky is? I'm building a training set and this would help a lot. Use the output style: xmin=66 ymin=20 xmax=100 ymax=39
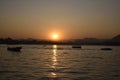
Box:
xmin=0 ymin=0 xmax=120 ymax=40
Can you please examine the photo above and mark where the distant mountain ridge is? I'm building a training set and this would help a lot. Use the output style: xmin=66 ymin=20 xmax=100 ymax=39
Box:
xmin=0 ymin=34 xmax=120 ymax=45
xmin=112 ymin=34 xmax=120 ymax=41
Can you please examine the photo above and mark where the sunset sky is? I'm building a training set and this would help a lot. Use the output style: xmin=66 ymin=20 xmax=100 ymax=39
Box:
xmin=0 ymin=0 xmax=120 ymax=40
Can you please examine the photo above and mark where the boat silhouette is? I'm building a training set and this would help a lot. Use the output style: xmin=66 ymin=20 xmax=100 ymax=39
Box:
xmin=72 ymin=45 xmax=81 ymax=48
xmin=7 ymin=47 xmax=22 ymax=52
xmin=101 ymin=48 xmax=112 ymax=50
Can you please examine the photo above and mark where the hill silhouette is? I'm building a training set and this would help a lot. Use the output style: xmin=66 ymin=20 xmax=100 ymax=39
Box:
xmin=0 ymin=34 xmax=120 ymax=45
xmin=112 ymin=34 xmax=120 ymax=41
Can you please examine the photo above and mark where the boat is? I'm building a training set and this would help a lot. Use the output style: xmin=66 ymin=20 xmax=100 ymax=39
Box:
xmin=72 ymin=45 xmax=81 ymax=48
xmin=7 ymin=47 xmax=22 ymax=52
xmin=101 ymin=48 xmax=112 ymax=50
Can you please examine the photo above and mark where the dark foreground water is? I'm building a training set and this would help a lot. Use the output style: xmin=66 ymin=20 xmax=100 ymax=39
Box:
xmin=0 ymin=45 xmax=120 ymax=80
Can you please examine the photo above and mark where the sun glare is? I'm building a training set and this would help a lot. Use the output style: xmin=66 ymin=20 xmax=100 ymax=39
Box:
xmin=52 ymin=33 xmax=59 ymax=40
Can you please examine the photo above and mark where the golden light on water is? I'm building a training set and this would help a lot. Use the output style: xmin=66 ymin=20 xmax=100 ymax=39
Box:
xmin=50 ymin=45 xmax=58 ymax=77
xmin=51 ymin=72 xmax=56 ymax=76
xmin=53 ymin=45 xmax=57 ymax=49
xmin=52 ymin=45 xmax=57 ymax=66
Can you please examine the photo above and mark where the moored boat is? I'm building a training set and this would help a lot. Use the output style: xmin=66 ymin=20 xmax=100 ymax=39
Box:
xmin=101 ymin=48 xmax=112 ymax=50
xmin=72 ymin=45 xmax=81 ymax=48
xmin=7 ymin=47 xmax=22 ymax=52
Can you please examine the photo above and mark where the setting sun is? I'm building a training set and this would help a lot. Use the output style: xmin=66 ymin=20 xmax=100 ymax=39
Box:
xmin=52 ymin=33 xmax=59 ymax=40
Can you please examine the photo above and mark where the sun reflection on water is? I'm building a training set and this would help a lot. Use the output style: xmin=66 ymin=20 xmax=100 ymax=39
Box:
xmin=53 ymin=46 xmax=57 ymax=62
xmin=51 ymin=45 xmax=58 ymax=77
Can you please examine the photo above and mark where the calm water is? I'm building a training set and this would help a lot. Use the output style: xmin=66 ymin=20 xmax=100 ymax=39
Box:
xmin=0 ymin=45 xmax=120 ymax=80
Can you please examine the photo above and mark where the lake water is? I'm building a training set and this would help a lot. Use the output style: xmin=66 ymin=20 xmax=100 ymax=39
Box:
xmin=0 ymin=45 xmax=120 ymax=80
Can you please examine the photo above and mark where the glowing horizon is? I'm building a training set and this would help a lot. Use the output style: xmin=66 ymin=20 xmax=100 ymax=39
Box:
xmin=0 ymin=0 xmax=120 ymax=39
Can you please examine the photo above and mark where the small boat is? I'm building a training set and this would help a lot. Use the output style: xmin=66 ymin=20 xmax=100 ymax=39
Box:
xmin=72 ymin=45 xmax=81 ymax=48
xmin=101 ymin=48 xmax=112 ymax=50
xmin=7 ymin=47 xmax=22 ymax=52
